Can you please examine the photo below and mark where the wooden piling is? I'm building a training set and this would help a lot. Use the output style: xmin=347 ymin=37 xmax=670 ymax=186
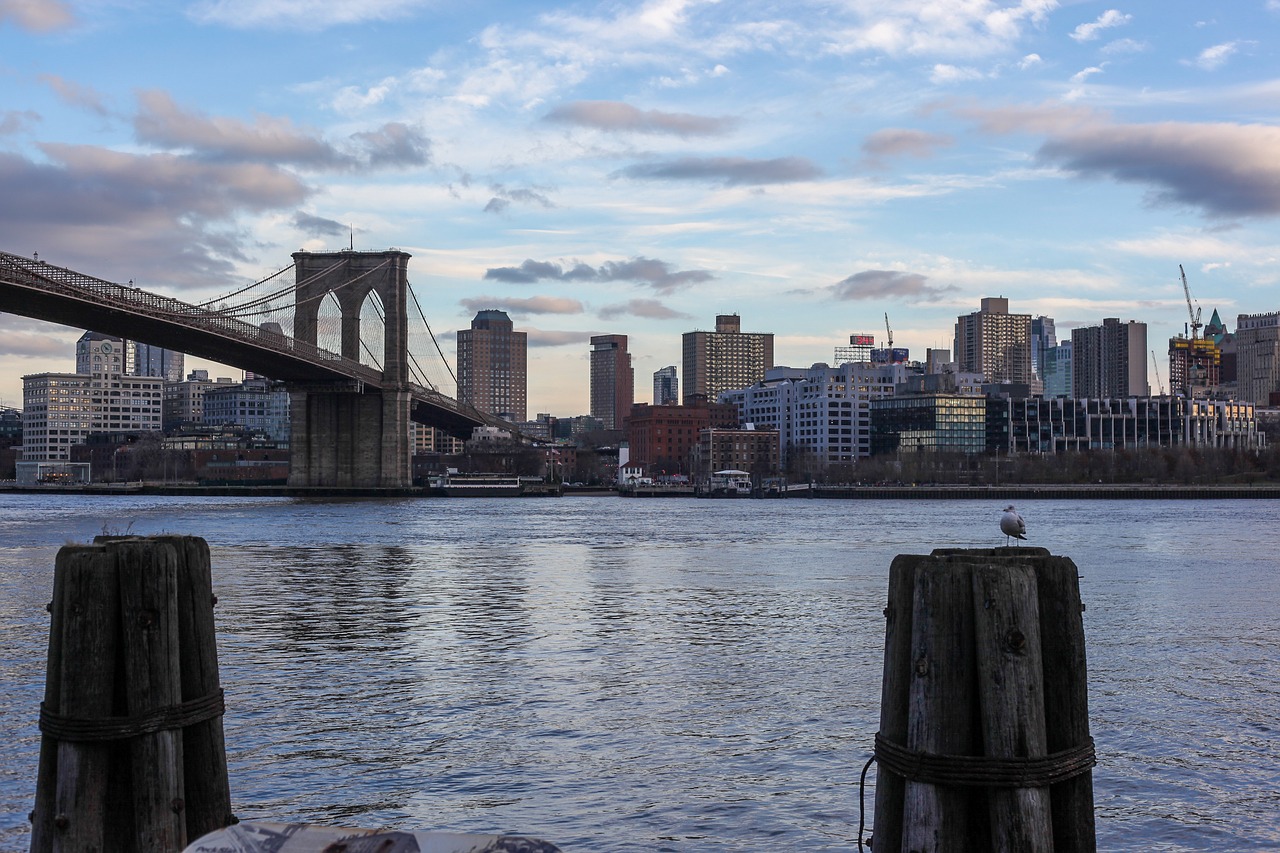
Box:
xmin=31 ymin=536 xmax=232 ymax=852
xmin=870 ymin=548 xmax=1096 ymax=853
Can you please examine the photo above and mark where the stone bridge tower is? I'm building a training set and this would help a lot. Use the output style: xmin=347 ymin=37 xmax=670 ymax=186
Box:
xmin=288 ymin=249 xmax=413 ymax=488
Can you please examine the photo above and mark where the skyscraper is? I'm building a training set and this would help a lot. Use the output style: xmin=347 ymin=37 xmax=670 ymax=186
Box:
xmin=682 ymin=314 xmax=774 ymax=403
xmin=1071 ymin=318 xmax=1148 ymax=398
xmin=653 ymin=366 xmax=679 ymax=405
xmin=133 ymin=342 xmax=185 ymax=382
xmin=953 ymin=297 xmax=1032 ymax=384
xmin=456 ymin=310 xmax=527 ymax=422
xmin=590 ymin=334 xmax=633 ymax=431
xmin=1030 ymin=316 xmax=1057 ymax=380
xmin=1234 ymin=312 xmax=1280 ymax=405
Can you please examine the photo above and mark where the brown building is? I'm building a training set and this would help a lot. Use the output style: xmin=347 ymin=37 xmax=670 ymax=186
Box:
xmin=457 ymin=309 xmax=528 ymax=422
xmin=1168 ymin=336 xmax=1221 ymax=396
xmin=695 ymin=427 xmax=781 ymax=481
xmin=953 ymin=297 xmax=1032 ymax=384
xmin=626 ymin=401 xmax=738 ymax=477
xmin=590 ymin=334 xmax=634 ymax=431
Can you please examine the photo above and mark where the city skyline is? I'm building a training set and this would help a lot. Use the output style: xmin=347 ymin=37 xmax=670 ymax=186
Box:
xmin=3 ymin=1 xmax=1280 ymax=415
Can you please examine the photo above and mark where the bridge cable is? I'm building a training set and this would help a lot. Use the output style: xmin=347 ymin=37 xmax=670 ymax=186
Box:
xmin=407 ymin=279 xmax=458 ymax=389
xmin=197 ymin=263 xmax=296 ymax=308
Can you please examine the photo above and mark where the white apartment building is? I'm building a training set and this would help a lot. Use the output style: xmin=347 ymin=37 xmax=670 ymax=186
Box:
xmin=719 ymin=362 xmax=910 ymax=467
xmin=23 ymin=335 xmax=163 ymax=461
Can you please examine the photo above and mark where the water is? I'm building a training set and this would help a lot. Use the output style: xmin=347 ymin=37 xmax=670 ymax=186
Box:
xmin=1 ymin=495 xmax=1277 ymax=851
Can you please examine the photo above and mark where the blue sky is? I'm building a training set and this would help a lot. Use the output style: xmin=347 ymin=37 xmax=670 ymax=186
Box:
xmin=2 ymin=0 xmax=1279 ymax=414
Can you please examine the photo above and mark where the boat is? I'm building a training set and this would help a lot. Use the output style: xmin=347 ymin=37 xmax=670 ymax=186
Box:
xmin=700 ymin=469 xmax=754 ymax=498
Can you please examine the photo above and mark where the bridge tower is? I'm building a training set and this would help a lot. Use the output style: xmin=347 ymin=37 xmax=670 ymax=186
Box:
xmin=288 ymin=249 xmax=414 ymax=488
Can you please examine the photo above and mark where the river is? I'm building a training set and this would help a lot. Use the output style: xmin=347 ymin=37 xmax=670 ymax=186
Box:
xmin=0 ymin=494 xmax=1277 ymax=851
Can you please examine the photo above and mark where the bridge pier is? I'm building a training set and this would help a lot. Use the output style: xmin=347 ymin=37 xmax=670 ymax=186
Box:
xmin=287 ymin=386 xmax=412 ymax=488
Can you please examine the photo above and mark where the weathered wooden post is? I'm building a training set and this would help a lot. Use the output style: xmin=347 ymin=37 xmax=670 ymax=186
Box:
xmin=868 ymin=548 xmax=1096 ymax=853
xmin=31 ymin=536 xmax=232 ymax=852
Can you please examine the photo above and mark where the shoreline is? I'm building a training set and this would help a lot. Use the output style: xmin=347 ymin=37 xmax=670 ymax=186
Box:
xmin=1 ymin=483 xmax=1278 ymax=499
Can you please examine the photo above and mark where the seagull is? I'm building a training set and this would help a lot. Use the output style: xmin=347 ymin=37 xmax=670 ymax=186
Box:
xmin=1000 ymin=505 xmax=1027 ymax=546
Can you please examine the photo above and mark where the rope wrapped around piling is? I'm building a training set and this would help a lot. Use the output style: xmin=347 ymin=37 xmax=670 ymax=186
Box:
xmin=873 ymin=731 xmax=1096 ymax=788
xmin=38 ymin=689 xmax=225 ymax=743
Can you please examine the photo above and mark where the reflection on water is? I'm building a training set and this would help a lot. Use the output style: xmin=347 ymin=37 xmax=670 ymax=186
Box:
xmin=0 ymin=495 xmax=1277 ymax=851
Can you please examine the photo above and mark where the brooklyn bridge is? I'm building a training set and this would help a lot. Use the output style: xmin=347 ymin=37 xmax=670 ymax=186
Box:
xmin=0 ymin=249 xmax=507 ymax=488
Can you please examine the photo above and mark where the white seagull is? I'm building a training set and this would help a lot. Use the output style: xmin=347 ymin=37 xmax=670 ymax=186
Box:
xmin=1000 ymin=505 xmax=1027 ymax=546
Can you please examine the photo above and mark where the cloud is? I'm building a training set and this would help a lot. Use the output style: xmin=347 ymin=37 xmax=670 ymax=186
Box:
xmin=293 ymin=212 xmax=348 ymax=237
xmin=1018 ymin=53 xmax=1043 ymax=70
xmin=953 ymin=102 xmax=1280 ymax=218
xmin=1035 ymin=121 xmax=1280 ymax=218
xmin=861 ymin=128 xmax=953 ymax=168
xmin=832 ymin=269 xmax=955 ymax=302
xmin=188 ymin=0 xmax=427 ymax=30
xmin=1191 ymin=42 xmax=1240 ymax=71
xmin=134 ymin=91 xmax=429 ymax=170
xmin=525 ymin=329 xmax=595 ymax=348
xmin=459 ymin=295 xmax=584 ymax=315
xmin=0 ymin=0 xmax=74 ymax=31
xmin=0 ymin=110 xmax=39 ymax=135
xmin=1070 ymin=9 xmax=1131 ymax=42
xmin=134 ymin=90 xmax=352 ymax=168
xmin=1100 ymin=37 xmax=1147 ymax=55
xmin=598 ymin=299 xmax=691 ymax=320
xmin=350 ymin=122 xmax=431 ymax=167
xmin=483 ymin=184 xmax=554 ymax=214
xmin=0 ymin=144 xmax=310 ymax=291
xmin=39 ymin=75 xmax=110 ymax=116
xmin=544 ymin=100 xmax=738 ymax=136
xmin=823 ymin=0 xmax=1058 ymax=59
xmin=931 ymin=64 xmax=985 ymax=84
xmin=0 ymin=329 xmax=78 ymax=358
xmin=1070 ymin=66 xmax=1106 ymax=84
xmin=484 ymin=256 xmax=714 ymax=294
xmin=616 ymin=155 xmax=823 ymax=185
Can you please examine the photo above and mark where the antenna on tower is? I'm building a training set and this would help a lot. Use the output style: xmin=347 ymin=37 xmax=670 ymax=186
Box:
xmin=349 ymin=225 xmax=354 ymax=251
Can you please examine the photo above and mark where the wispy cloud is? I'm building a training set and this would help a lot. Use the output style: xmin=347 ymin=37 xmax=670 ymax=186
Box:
xmin=293 ymin=212 xmax=348 ymax=237
xmin=598 ymin=299 xmax=691 ymax=320
xmin=831 ymin=269 xmax=955 ymax=302
xmin=460 ymin=295 xmax=584 ymax=315
xmin=544 ymin=100 xmax=737 ymax=136
xmin=1190 ymin=42 xmax=1242 ymax=71
xmin=39 ymin=75 xmax=110 ymax=116
xmin=861 ymin=128 xmax=953 ymax=169
xmin=0 ymin=110 xmax=39 ymax=136
xmin=616 ymin=155 xmax=822 ymax=186
xmin=0 ymin=0 xmax=74 ymax=31
xmin=483 ymin=184 xmax=555 ymax=215
xmin=484 ymin=256 xmax=714 ymax=294
xmin=1070 ymin=9 xmax=1131 ymax=42
xmin=525 ymin=328 xmax=595 ymax=348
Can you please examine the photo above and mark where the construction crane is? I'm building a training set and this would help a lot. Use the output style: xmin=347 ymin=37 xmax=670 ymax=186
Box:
xmin=1151 ymin=350 xmax=1164 ymax=395
xmin=884 ymin=312 xmax=893 ymax=349
xmin=1180 ymin=264 xmax=1202 ymax=340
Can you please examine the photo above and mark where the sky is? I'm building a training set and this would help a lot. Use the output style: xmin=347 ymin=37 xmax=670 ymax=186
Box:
xmin=2 ymin=0 xmax=1279 ymax=414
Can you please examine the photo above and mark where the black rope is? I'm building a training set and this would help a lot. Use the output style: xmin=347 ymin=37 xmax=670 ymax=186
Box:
xmin=39 ymin=689 xmax=225 ymax=742
xmin=873 ymin=731 xmax=1096 ymax=788
xmin=858 ymin=754 xmax=875 ymax=849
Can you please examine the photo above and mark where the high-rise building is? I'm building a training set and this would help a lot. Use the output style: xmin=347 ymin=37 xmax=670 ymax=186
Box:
xmin=133 ymin=342 xmax=185 ymax=382
xmin=1042 ymin=342 xmax=1073 ymax=398
xmin=1234 ymin=311 xmax=1280 ymax=406
xmin=682 ymin=314 xmax=774 ymax=404
xmin=456 ymin=310 xmax=528 ymax=422
xmin=953 ymin=297 xmax=1032 ymax=384
xmin=590 ymin=334 xmax=633 ymax=431
xmin=1071 ymin=318 xmax=1148 ymax=398
xmin=834 ymin=333 xmax=876 ymax=366
xmin=1168 ymin=336 xmax=1221 ymax=397
xmin=1031 ymin=316 xmax=1057 ymax=380
xmin=653 ymin=366 xmax=679 ymax=405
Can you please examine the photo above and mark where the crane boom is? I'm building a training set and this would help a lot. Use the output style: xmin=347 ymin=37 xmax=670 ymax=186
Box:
xmin=884 ymin=312 xmax=893 ymax=349
xmin=1180 ymin=264 xmax=1202 ymax=339
xmin=1151 ymin=349 xmax=1164 ymax=396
